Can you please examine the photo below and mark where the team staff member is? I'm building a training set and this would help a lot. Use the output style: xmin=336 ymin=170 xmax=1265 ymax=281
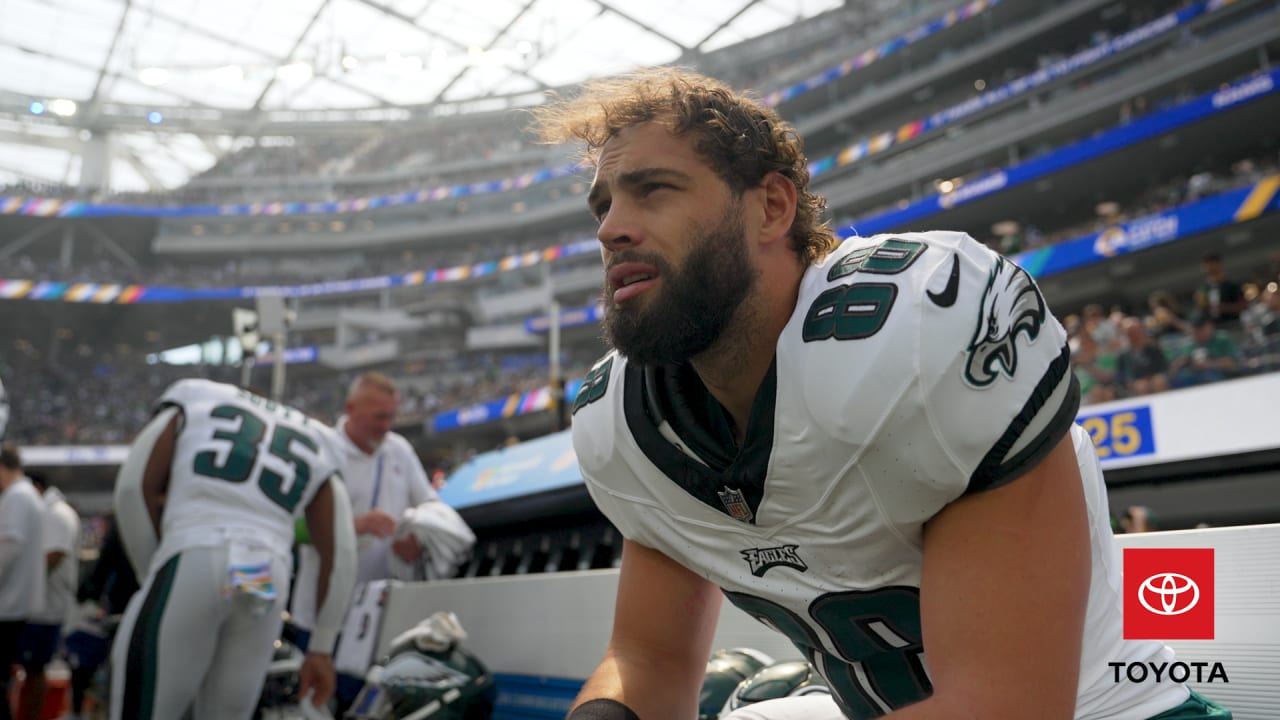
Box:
xmin=534 ymin=68 xmax=1230 ymax=719
xmin=0 ymin=444 xmax=44 ymax=720
xmin=15 ymin=473 xmax=80 ymax=720
xmin=62 ymin=517 xmax=139 ymax=720
xmin=111 ymin=379 xmax=357 ymax=720
xmin=289 ymin=372 xmax=437 ymax=707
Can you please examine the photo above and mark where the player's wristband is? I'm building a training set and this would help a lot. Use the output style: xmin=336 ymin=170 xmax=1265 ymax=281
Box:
xmin=307 ymin=627 xmax=338 ymax=656
xmin=568 ymin=699 xmax=642 ymax=720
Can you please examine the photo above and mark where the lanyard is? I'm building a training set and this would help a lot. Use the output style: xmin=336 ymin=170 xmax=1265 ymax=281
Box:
xmin=369 ymin=454 xmax=385 ymax=510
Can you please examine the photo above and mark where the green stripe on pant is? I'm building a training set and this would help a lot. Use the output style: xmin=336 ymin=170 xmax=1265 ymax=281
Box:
xmin=123 ymin=554 xmax=181 ymax=720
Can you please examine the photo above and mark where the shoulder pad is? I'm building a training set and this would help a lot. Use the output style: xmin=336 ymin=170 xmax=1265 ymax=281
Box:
xmin=570 ymin=352 xmax=623 ymax=476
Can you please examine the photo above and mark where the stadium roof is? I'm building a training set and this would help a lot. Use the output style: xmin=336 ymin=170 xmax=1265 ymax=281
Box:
xmin=0 ymin=0 xmax=839 ymax=191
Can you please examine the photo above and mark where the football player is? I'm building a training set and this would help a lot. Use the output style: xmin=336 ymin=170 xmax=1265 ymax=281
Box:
xmin=111 ymin=378 xmax=357 ymax=720
xmin=533 ymin=68 xmax=1232 ymax=720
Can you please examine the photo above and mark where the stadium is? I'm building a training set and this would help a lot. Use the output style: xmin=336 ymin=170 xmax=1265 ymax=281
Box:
xmin=1 ymin=0 xmax=1279 ymax=717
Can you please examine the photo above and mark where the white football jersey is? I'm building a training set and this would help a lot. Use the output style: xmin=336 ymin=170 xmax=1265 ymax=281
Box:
xmin=572 ymin=232 xmax=1187 ymax=719
xmin=158 ymin=379 xmax=339 ymax=559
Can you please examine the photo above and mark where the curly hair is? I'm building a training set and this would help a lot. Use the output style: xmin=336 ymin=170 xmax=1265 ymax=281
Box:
xmin=532 ymin=67 xmax=838 ymax=265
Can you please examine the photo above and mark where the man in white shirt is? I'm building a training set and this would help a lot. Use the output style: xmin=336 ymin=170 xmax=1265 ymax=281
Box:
xmin=290 ymin=372 xmax=438 ymax=711
xmin=15 ymin=473 xmax=80 ymax=720
xmin=0 ymin=444 xmax=45 ymax=720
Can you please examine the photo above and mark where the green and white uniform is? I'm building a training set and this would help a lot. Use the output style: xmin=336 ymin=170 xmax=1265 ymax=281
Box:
xmin=573 ymin=231 xmax=1191 ymax=719
xmin=110 ymin=379 xmax=345 ymax=720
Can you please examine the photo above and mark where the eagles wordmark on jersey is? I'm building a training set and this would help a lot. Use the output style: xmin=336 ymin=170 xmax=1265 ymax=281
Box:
xmin=573 ymin=231 xmax=1189 ymax=719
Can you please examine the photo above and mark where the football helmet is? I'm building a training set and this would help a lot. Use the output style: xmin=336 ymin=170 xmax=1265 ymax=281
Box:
xmin=697 ymin=648 xmax=774 ymax=720
xmin=721 ymin=660 xmax=830 ymax=716
xmin=345 ymin=612 xmax=496 ymax=720
xmin=257 ymin=639 xmax=304 ymax=712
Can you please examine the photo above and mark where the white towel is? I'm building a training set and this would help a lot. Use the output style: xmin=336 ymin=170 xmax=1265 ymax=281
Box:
xmin=387 ymin=500 xmax=476 ymax=581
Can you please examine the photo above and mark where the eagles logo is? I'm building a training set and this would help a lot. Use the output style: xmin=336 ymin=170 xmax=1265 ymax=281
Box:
xmin=964 ymin=257 xmax=1046 ymax=387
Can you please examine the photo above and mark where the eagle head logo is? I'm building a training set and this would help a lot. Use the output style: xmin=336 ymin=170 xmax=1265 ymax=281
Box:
xmin=964 ymin=258 xmax=1046 ymax=387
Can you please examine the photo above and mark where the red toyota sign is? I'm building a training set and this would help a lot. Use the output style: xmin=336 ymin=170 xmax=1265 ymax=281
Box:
xmin=1123 ymin=548 xmax=1215 ymax=640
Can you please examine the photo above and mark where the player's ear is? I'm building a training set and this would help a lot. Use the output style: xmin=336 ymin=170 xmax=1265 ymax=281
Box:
xmin=757 ymin=171 xmax=797 ymax=249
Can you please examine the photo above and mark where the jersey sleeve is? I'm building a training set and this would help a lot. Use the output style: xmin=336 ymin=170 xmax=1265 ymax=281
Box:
xmin=919 ymin=232 xmax=1079 ymax=494
xmin=571 ymin=353 xmax=649 ymax=544
xmin=155 ymin=378 xmax=206 ymax=417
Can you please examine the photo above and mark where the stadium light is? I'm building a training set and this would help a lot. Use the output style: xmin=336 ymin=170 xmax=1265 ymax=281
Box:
xmin=49 ymin=99 xmax=77 ymax=117
xmin=139 ymin=67 xmax=170 ymax=86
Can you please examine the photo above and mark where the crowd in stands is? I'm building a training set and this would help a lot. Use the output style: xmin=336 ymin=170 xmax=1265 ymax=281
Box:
xmin=709 ymin=0 xmax=945 ymax=97
xmin=192 ymin=135 xmax=367 ymax=181
xmin=0 ymin=348 xmax=237 ymax=445
xmin=346 ymin=125 xmax=533 ymax=176
xmin=0 ymin=340 xmax=599 ymax=447
xmin=6 ymin=227 xmax=594 ymax=288
xmin=980 ymin=152 xmax=1280 ymax=256
xmin=4 ymin=251 xmax=1278 ymax=450
xmin=8 ymin=143 xmax=1274 ymax=298
xmin=1068 ymin=253 xmax=1280 ymax=404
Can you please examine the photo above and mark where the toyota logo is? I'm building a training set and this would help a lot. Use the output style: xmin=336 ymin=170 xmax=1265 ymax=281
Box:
xmin=1138 ymin=573 xmax=1200 ymax=616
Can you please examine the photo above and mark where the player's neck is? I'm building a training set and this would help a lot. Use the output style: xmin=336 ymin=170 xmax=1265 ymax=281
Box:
xmin=691 ymin=276 xmax=797 ymax=445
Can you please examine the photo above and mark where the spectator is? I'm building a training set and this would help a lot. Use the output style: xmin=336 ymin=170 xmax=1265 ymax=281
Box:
xmin=0 ymin=444 xmax=45 ymax=720
xmin=1115 ymin=318 xmax=1170 ymax=396
xmin=62 ymin=517 xmax=139 ymax=720
xmin=15 ymin=473 xmax=80 ymax=720
xmin=1241 ymin=281 xmax=1280 ymax=368
xmin=1168 ymin=315 xmax=1242 ymax=388
xmin=1144 ymin=290 xmax=1191 ymax=340
xmin=1071 ymin=327 xmax=1118 ymax=404
xmin=1194 ymin=253 xmax=1248 ymax=328
xmin=1082 ymin=303 xmax=1123 ymax=354
xmin=1118 ymin=505 xmax=1159 ymax=533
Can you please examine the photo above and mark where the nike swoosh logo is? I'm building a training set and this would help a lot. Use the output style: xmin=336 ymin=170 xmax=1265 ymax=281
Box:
xmin=927 ymin=254 xmax=960 ymax=308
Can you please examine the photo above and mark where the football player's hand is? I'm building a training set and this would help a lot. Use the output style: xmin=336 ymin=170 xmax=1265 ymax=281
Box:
xmin=392 ymin=533 xmax=422 ymax=563
xmin=355 ymin=509 xmax=397 ymax=538
xmin=298 ymin=652 xmax=335 ymax=707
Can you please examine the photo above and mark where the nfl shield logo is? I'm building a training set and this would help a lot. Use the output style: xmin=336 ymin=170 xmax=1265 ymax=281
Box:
xmin=717 ymin=487 xmax=755 ymax=523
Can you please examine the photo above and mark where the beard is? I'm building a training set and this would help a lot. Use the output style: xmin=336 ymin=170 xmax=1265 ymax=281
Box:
xmin=602 ymin=202 xmax=756 ymax=365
